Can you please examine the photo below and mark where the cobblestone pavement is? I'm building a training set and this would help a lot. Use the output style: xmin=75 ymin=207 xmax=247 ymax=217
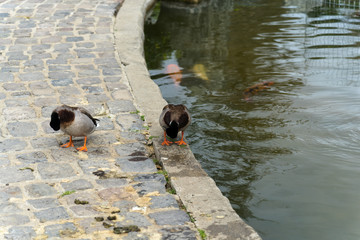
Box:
xmin=0 ymin=0 xmax=199 ymax=239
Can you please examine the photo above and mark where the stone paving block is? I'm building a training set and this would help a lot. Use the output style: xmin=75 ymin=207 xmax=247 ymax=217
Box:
xmin=104 ymin=76 xmax=122 ymax=82
xmin=86 ymin=93 xmax=110 ymax=103
xmin=41 ymin=36 xmax=62 ymax=44
xmin=0 ymin=214 xmax=30 ymax=227
xmin=49 ymin=65 xmax=71 ymax=71
xmin=51 ymin=148 xmax=79 ymax=162
xmin=120 ymin=131 xmax=146 ymax=142
xmin=108 ymin=100 xmax=137 ymax=114
xmin=5 ymin=226 xmax=36 ymax=240
xmin=5 ymin=99 xmax=29 ymax=107
xmin=115 ymin=142 xmax=146 ymax=157
xmin=77 ymin=77 xmax=102 ymax=85
xmin=3 ymin=106 xmax=36 ymax=121
xmin=98 ymin=187 xmax=136 ymax=202
xmin=38 ymin=162 xmax=76 ymax=179
xmin=134 ymin=174 xmax=166 ymax=184
xmin=96 ymin=178 xmax=129 ymax=188
xmin=112 ymin=200 xmax=137 ymax=212
xmin=31 ymin=137 xmax=59 ymax=149
xmin=48 ymin=71 xmax=75 ymax=81
xmin=53 ymin=43 xmax=73 ymax=52
xmin=0 ymin=166 xmax=34 ymax=184
xmin=116 ymin=212 xmax=151 ymax=227
xmin=61 ymin=179 xmax=93 ymax=191
xmin=34 ymin=97 xmax=57 ymax=107
xmin=63 ymin=191 xmax=100 ymax=206
xmin=31 ymin=43 xmax=51 ymax=51
xmin=78 ymin=217 xmax=105 ymax=234
xmin=102 ymin=68 xmax=122 ymax=76
xmin=27 ymin=198 xmax=60 ymax=209
xmin=34 ymin=206 xmax=69 ymax=223
xmin=11 ymin=91 xmax=32 ymax=97
xmin=133 ymin=181 xmax=166 ymax=196
xmin=116 ymin=157 xmax=157 ymax=173
xmin=78 ymin=69 xmax=100 ymax=78
xmin=123 ymin=232 xmax=149 ymax=240
xmin=25 ymin=183 xmax=57 ymax=197
xmin=0 ymin=186 xmax=22 ymax=201
xmin=68 ymin=139 xmax=105 ymax=152
xmin=148 ymin=210 xmax=190 ymax=226
xmin=78 ymin=159 xmax=111 ymax=174
xmin=82 ymin=85 xmax=103 ymax=94
xmin=150 ymin=195 xmax=179 ymax=209
xmin=29 ymin=81 xmax=55 ymax=96
xmin=7 ymin=122 xmax=38 ymax=137
xmin=7 ymin=51 xmax=29 ymax=61
xmin=66 ymin=36 xmax=84 ymax=42
xmin=76 ymin=42 xmax=95 ymax=48
xmin=44 ymin=222 xmax=77 ymax=238
xmin=51 ymin=78 xmax=74 ymax=87
xmin=16 ymin=151 xmax=48 ymax=164
xmin=0 ymin=65 xmax=18 ymax=73
xmin=2 ymin=82 xmax=26 ymax=91
xmin=86 ymin=135 xmax=118 ymax=147
xmin=60 ymin=96 xmax=84 ymax=105
xmin=94 ymin=117 xmax=114 ymax=131
xmin=159 ymin=226 xmax=198 ymax=240
xmin=0 ymin=154 xmax=10 ymax=167
xmin=18 ymin=72 xmax=44 ymax=81
xmin=70 ymin=205 xmax=100 ymax=217
xmin=0 ymin=202 xmax=22 ymax=214
xmin=0 ymin=72 xmax=14 ymax=82
xmin=116 ymin=113 xmax=144 ymax=131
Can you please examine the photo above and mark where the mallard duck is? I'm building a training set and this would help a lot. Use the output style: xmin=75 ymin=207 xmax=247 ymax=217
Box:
xmin=50 ymin=105 xmax=99 ymax=152
xmin=159 ymin=104 xmax=191 ymax=146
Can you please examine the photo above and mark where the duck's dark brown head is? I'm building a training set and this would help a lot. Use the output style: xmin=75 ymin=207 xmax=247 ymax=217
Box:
xmin=50 ymin=107 xmax=75 ymax=131
xmin=166 ymin=121 xmax=179 ymax=139
xmin=50 ymin=112 xmax=60 ymax=131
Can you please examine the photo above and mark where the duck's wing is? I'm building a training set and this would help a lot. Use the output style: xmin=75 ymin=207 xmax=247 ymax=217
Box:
xmin=173 ymin=105 xmax=190 ymax=130
xmin=178 ymin=111 xmax=190 ymax=130
xmin=78 ymin=107 xmax=99 ymax=126
xmin=159 ymin=104 xmax=172 ymax=127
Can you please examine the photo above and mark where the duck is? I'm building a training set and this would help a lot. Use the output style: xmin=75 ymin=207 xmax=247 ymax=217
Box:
xmin=159 ymin=104 xmax=191 ymax=146
xmin=50 ymin=105 xmax=99 ymax=152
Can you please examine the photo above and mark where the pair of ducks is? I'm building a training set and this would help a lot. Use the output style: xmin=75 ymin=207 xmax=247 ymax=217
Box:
xmin=50 ymin=104 xmax=191 ymax=152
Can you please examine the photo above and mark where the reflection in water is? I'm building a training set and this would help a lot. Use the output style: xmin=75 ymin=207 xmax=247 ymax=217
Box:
xmin=145 ymin=0 xmax=360 ymax=239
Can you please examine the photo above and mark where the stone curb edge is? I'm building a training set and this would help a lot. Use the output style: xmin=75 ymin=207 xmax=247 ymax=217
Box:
xmin=114 ymin=0 xmax=262 ymax=239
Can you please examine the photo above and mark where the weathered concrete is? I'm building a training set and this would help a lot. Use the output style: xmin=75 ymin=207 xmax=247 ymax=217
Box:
xmin=115 ymin=0 xmax=262 ymax=239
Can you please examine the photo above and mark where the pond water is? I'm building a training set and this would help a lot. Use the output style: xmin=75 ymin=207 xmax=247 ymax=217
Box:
xmin=144 ymin=0 xmax=360 ymax=239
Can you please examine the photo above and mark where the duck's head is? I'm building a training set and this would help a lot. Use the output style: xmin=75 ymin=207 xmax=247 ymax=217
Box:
xmin=50 ymin=107 xmax=75 ymax=131
xmin=166 ymin=121 xmax=179 ymax=139
xmin=50 ymin=112 xmax=61 ymax=131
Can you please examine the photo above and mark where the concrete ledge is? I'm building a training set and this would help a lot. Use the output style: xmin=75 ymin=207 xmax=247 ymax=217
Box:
xmin=114 ymin=0 xmax=262 ymax=239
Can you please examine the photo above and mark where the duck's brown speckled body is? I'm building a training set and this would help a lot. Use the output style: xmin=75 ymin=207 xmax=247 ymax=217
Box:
xmin=159 ymin=104 xmax=191 ymax=146
xmin=50 ymin=105 xmax=99 ymax=152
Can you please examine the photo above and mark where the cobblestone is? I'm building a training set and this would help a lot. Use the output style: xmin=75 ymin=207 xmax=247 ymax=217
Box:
xmin=0 ymin=0 xmax=199 ymax=239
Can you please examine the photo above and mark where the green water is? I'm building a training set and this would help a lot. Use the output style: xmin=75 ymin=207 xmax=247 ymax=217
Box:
xmin=144 ymin=1 xmax=360 ymax=239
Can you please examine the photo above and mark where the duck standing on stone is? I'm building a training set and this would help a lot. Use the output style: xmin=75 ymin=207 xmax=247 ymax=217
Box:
xmin=50 ymin=105 xmax=99 ymax=152
xmin=159 ymin=104 xmax=191 ymax=146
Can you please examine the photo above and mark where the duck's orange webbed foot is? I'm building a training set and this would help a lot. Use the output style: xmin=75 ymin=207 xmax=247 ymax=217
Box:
xmin=161 ymin=132 xmax=173 ymax=146
xmin=76 ymin=146 xmax=88 ymax=152
xmin=76 ymin=137 xmax=88 ymax=152
xmin=161 ymin=139 xmax=173 ymax=146
xmin=61 ymin=136 xmax=74 ymax=148
xmin=175 ymin=132 xmax=187 ymax=146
